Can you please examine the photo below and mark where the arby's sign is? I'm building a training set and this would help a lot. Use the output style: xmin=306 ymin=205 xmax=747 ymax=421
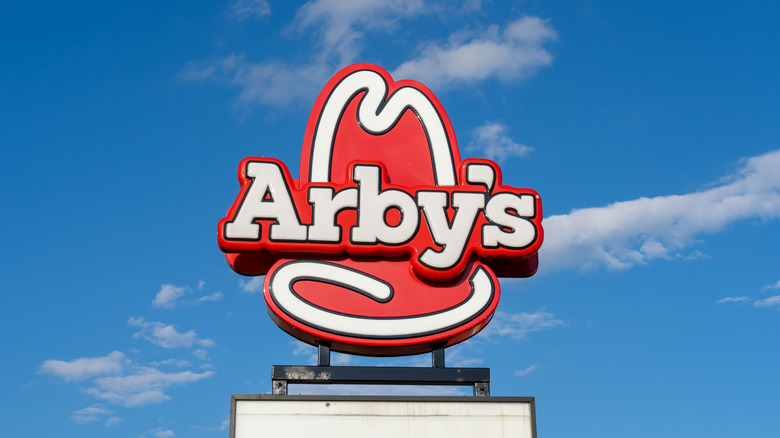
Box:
xmin=218 ymin=64 xmax=543 ymax=356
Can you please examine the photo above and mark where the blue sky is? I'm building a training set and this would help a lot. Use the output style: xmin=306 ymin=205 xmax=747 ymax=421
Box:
xmin=2 ymin=1 xmax=779 ymax=437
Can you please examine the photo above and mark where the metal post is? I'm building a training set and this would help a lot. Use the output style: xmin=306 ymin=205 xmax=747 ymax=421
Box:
xmin=432 ymin=345 xmax=445 ymax=368
xmin=318 ymin=343 xmax=331 ymax=366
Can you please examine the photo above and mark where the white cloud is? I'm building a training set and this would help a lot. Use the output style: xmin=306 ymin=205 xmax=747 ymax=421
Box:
xmin=41 ymin=352 xmax=216 ymax=409
xmin=762 ymin=280 xmax=780 ymax=290
xmin=89 ymin=368 xmax=215 ymax=408
xmin=441 ymin=344 xmax=484 ymax=367
xmin=480 ymin=309 xmax=564 ymax=340
xmin=515 ymin=365 xmax=538 ymax=377
xmin=754 ymin=295 xmax=780 ymax=309
xmin=40 ymin=351 xmax=127 ymax=382
xmin=71 ymin=404 xmax=112 ymax=423
xmin=468 ymin=121 xmax=533 ymax=162
xmin=542 ymin=149 xmax=780 ymax=271
xmin=459 ymin=0 xmax=482 ymax=14
xmin=197 ymin=291 xmax=223 ymax=303
xmin=128 ymin=317 xmax=215 ymax=349
xmin=294 ymin=0 xmax=425 ymax=65
xmin=393 ymin=16 xmax=557 ymax=89
xmin=191 ymin=419 xmax=231 ymax=433
xmin=180 ymin=56 xmax=332 ymax=108
xmin=229 ymin=0 xmax=270 ymax=21
xmin=291 ymin=342 xmax=354 ymax=366
xmin=71 ymin=404 xmax=122 ymax=427
xmin=239 ymin=276 xmax=264 ymax=293
xmin=104 ymin=416 xmax=122 ymax=427
xmin=192 ymin=349 xmax=210 ymax=361
xmin=292 ymin=342 xmax=318 ymax=365
xmin=151 ymin=427 xmax=176 ymax=438
xmin=152 ymin=359 xmax=193 ymax=368
xmin=183 ymin=4 xmax=556 ymax=109
xmin=716 ymin=296 xmax=751 ymax=304
xmin=329 ymin=351 xmax=356 ymax=366
xmin=148 ymin=281 xmax=220 ymax=308
xmin=152 ymin=284 xmax=188 ymax=309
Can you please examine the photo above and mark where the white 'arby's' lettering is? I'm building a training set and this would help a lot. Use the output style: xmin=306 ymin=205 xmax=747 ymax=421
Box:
xmin=351 ymin=165 xmax=419 ymax=245
xmin=418 ymin=191 xmax=484 ymax=270
xmin=482 ymin=193 xmax=536 ymax=249
xmin=224 ymin=162 xmax=307 ymax=241
xmin=222 ymin=160 xmax=538 ymax=272
xmin=308 ymin=187 xmax=357 ymax=242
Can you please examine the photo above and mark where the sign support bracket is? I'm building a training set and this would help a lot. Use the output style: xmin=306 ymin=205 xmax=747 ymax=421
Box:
xmin=273 ymin=344 xmax=490 ymax=396
xmin=318 ymin=343 xmax=331 ymax=366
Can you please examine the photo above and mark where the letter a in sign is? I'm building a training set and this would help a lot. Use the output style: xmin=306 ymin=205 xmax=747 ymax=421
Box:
xmin=218 ymin=64 xmax=543 ymax=356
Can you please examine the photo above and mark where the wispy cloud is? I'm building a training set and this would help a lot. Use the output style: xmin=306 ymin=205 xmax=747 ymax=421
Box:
xmin=88 ymin=368 xmax=214 ymax=408
xmin=128 ymin=317 xmax=215 ymax=349
xmin=404 ymin=311 xmax=562 ymax=368
xmin=40 ymin=351 xmax=128 ymax=382
xmin=191 ymin=419 xmax=230 ymax=433
xmin=292 ymin=342 xmax=354 ymax=366
xmin=229 ymin=0 xmax=270 ymax=21
xmin=542 ymin=149 xmax=780 ymax=271
xmin=716 ymin=296 xmax=751 ymax=304
xmin=72 ymin=405 xmax=122 ymax=427
xmin=393 ymin=16 xmax=557 ymax=89
xmin=481 ymin=309 xmax=564 ymax=340
xmin=239 ymin=276 xmax=264 ymax=293
xmin=71 ymin=404 xmax=113 ymax=424
xmin=294 ymin=0 xmax=425 ymax=65
xmin=754 ymin=295 xmax=780 ymax=309
xmin=151 ymin=359 xmax=193 ymax=368
xmin=459 ymin=0 xmax=482 ymax=14
xmin=762 ymin=280 xmax=780 ymax=291
xmin=180 ymin=56 xmax=332 ymax=109
xmin=182 ymin=4 xmax=556 ymax=109
xmin=150 ymin=282 xmax=222 ymax=308
xmin=153 ymin=284 xmax=188 ymax=309
xmin=197 ymin=292 xmax=223 ymax=303
xmin=442 ymin=344 xmax=484 ymax=367
xmin=467 ymin=121 xmax=532 ymax=162
xmin=515 ymin=364 xmax=538 ymax=377
xmin=144 ymin=427 xmax=176 ymax=438
xmin=40 ymin=353 xmax=215 ymax=408
xmin=717 ymin=280 xmax=780 ymax=310
xmin=181 ymin=0 xmax=425 ymax=108
xmin=192 ymin=349 xmax=210 ymax=361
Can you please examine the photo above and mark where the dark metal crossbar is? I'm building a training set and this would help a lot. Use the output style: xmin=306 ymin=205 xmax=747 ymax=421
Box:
xmin=272 ymin=343 xmax=490 ymax=396
xmin=271 ymin=365 xmax=490 ymax=396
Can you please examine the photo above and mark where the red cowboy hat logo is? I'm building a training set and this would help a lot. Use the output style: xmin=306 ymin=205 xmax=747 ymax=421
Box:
xmin=218 ymin=63 xmax=543 ymax=356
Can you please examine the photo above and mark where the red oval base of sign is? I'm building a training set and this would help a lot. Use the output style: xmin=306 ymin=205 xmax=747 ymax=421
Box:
xmin=263 ymin=258 xmax=501 ymax=356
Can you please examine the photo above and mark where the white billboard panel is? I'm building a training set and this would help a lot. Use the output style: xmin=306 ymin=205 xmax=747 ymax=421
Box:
xmin=231 ymin=395 xmax=536 ymax=438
